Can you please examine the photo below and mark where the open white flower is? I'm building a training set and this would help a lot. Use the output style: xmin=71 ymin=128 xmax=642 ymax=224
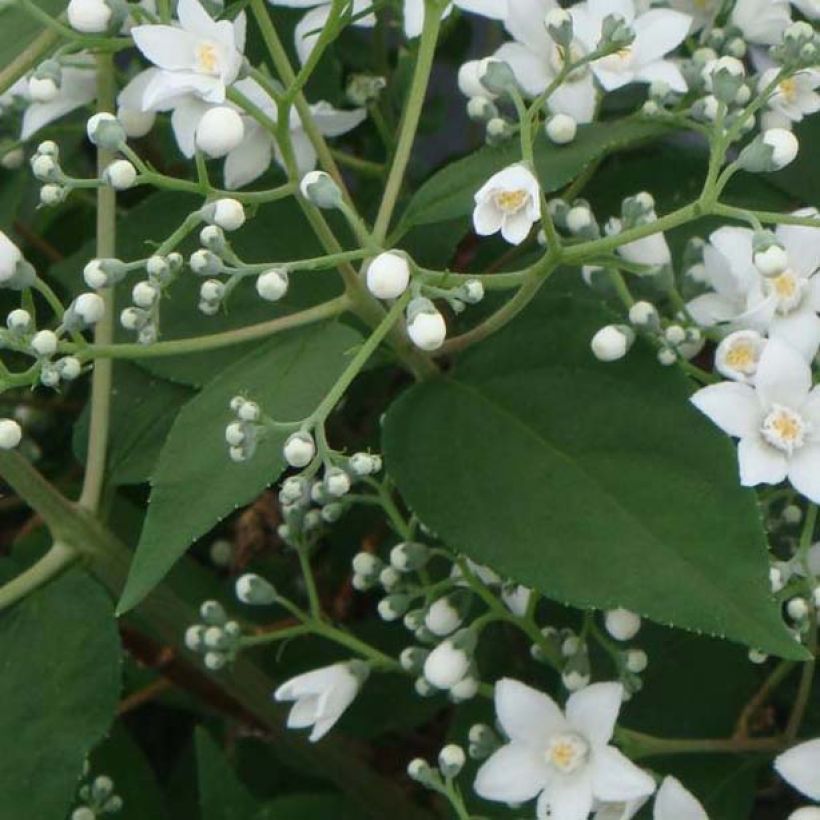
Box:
xmin=572 ymin=0 xmax=691 ymax=94
xmin=474 ymin=679 xmax=655 ymax=820
xmin=493 ymin=0 xmax=597 ymax=123
xmin=473 ymin=164 xmax=541 ymax=245
xmin=131 ymin=0 xmax=246 ymax=108
xmin=691 ymin=338 xmax=820 ymax=501
xmin=274 ymin=660 xmax=368 ymax=742
xmin=760 ymin=68 xmax=820 ymax=126
xmin=403 ymin=0 xmax=507 ymax=39
xmin=775 ymin=738 xmax=820 ymax=801
xmin=730 ymin=0 xmax=791 ymax=45
xmin=714 ymin=329 xmax=766 ymax=384
xmin=21 ymin=62 xmax=96 ymax=140
xmin=268 ymin=0 xmax=375 ymax=64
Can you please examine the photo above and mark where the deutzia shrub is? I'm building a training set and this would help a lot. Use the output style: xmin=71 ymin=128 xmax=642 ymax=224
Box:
xmin=2 ymin=0 xmax=820 ymax=817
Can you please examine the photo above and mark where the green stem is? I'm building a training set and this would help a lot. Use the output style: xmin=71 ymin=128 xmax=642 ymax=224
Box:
xmin=296 ymin=541 xmax=323 ymax=620
xmin=78 ymin=52 xmax=116 ymax=513
xmin=0 ymin=541 xmax=78 ymax=611
xmin=618 ymin=727 xmax=785 ymax=760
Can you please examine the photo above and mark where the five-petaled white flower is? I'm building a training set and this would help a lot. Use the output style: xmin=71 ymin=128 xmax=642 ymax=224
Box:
xmin=493 ymin=0 xmax=598 ymax=123
xmin=571 ymin=0 xmax=691 ymax=95
xmin=691 ymin=338 xmax=820 ymax=501
xmin=267 ymin=0 xmax=375 ymax=64
xmin=274 ymin=660 xmax=368 ymax=742
xmin=473 ymin=164 xmax=541 ymax=246
xmin=403 ymin=0 xmax=507 ymax=39
xmin=686 ymin=214 xmax=820 ymax=361
xmin=760 ymin=68 xmax=820 ymax=126
xmin=474 ymin=678 xmax=655 ymax=820
xmin=131 ymin=0 xmax=246 ymax=108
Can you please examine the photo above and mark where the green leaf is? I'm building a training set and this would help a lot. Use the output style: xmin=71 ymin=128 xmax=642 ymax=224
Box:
xmin=397 ymin=119 xmax=672 ymax=230
xmin=383 ymin=295 xmax=803 ymax=659
xmin=118 ymin=321 xmax=362 ymax=613
xmin=195 ymin=729 xmax=261 ymax=820
xmin=73 ymin=362 xmax=195 ymax=485
xmin=259 ymin=794 xmax=360 ymax=820
xmin=0 ymin=570 xmax=121 ymax=820
xmin=0 ymin=0 xmax=64 ymax=70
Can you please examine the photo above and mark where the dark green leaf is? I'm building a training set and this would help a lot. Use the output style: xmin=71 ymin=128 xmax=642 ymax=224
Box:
xmin=118 ymin=321 xmax=362 ymax=613
xmin=383 ymin=295 xmax=803 ymax=659
xmin=0 ymin=0 xmax=64 ymax=70
xmin=196 ymin=729 xmax=260 ymax=820
xmin=398 ymin=120 xmax=672 ymax=230
xmin=0 ymin=570 xmax=121 ymax=820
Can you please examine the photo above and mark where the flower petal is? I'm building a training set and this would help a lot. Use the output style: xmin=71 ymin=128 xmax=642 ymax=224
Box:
xmin=494 ymin=678 xmax=568 ymax=746
xmin=504 ymin=0 xmax=554 ymax=55
xmin=132 ymin=25 xmax=200 ymax=71
xmin=540 ymin=769 xmax=595 ymax=820
xmin=632 ymin=59 xmax=687 ymax=92
xmin=775 ymin=739 xmax=820 ymax=800
xmin=738 ymin=436 xmax=788 ymax=486
xmin=224 ymin=125 xmax=273 ymax=188
xmin=631 ymin=9 xmax=691 ymax=66
xmin=755 ymin=337 xmax=812 ymax=410
xmin=653 ymin=776 xmax=708 ymax=820
xmin=474 ymin=742 xmax=550 ymax=803
xmin=566 ymin=682 xmax=623 ymax=748
xmin=689 ymin=382 xmax=761 ymax=439
xmin=777 ymin=210 xmax=820 ymax=278
xmin=591 ymin=746 xmax=656 ymax=803
xmin=769 ymin=308 xmax=820 ymax=362
xmin=495 ymin=42 xmax=550 ymax=98
xmin=788 ymin=444 xmax=820 ymax=503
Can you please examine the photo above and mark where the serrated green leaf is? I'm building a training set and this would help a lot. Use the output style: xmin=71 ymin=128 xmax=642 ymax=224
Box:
xmin=118 ymin=321 xmax=362 ymax=613
xmin=383 ymin=295 xmax=804 ymax=659
xmin=0 ymin=569 xmax=121 ymax=820
xmin=397 ymin=119 xmax=672 ymax=230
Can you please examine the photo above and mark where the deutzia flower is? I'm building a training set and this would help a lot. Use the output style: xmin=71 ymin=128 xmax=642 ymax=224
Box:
xmin=274 ymin=660 xmax=369 ymax=742
xmin=474 ymin=679 xmax=655 ymax=819
xmin=775 ymin=738 xmax=820 ymax=802
xmin=267 ymin=0 xmax=375 ymax=64
xmin=691 ymin=338 xmax=820 ymax=501
xmin=403 ymin=0 xmax=507 ymax=39
xmin=714 ymin=329 xmax=766 ymax=384
xmin=493 ymin=0 xmax=597 ymax=122
xmin=21 ymin=60 xmax=96 ymax=140
xmin=730 ymin=0 xmax=792 ymax=45
xmin=760 ymin=68 xmax=820 ymax=126
xmin=571 ymin=0 xmax=691 ymax=95
xmin=131 ymin=0 xmax=246 ymax=108
xmin=473 ymin=164 xmax=541 ymax=246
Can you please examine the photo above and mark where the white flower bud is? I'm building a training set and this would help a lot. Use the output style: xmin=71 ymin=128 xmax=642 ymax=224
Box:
xmin=625 ymin=648 xmax=648 ymax=673
xmin=438 ymin=744 xmax=466 ymax=777
xmin=352 ymin=552 xmax=380 ymax=576
xmin=349 ymin=452 xmax=380 ymax=476
xmin=83 ymin=259 xmax=108 ymax=289
xmin=56 ymin=356 xmax=81 ymax=380
xmin=407 ymin=758 xmax=432 ymax=782
xmin=748 ymin=648 xmax=768 ymax=664
xmin=132 ymin=280 xmax=158 ymax=308
xmin=664 ymin=324 xmax=686 ymax=346
xmin=545 ymin=113 xmax=577 ymax=145
xmin=120 ymin=307 xmax=145 ymax=331
xmin=366 ymin=251 xmax=411 ymax=300
xmin=71 ymin=808 xmax=96 ymax=820
xmin=256 ymin=268 xmax=289 ymax=302
xmin=449 ymin=675 xmax=479 ymax=701
xmin=118 ymin=107 xmax=155 ymax=138
xmin=562 ymin=669 xmax=590 ymax=691
xmin=425 ymin=597 xmax=463 ymax=637
xmin=754 ymin=244 xmax=789 ymax=277
xmin=30 ymin=329 xmax=57 ymax=357
xmin=195 ymin=107 xmax=244 ymax=159
xmin=28 ymin=76 xmax=58 ymax=103
xmin=0 ymin=418 xmax=22 ymax=449
xmin=628 ymin=300 xmax=658 ymax=327
xmin=86 ymin=112 xmax=124 ymax=149
xmin=379 ymin=566 xmax=401 ymax=590
xmin=458 ymin=60 xmax=495 ymax=100
xmin=591 ymin=325 xmax=633 ymax=362
xmin=770 ymin=566 xmax=785 ymax=593
xmin=605 ymin=607 xmax=642 ymax=641
xmin=235 ymin=573 xmax=277 ymax=605
xmin=407 ymin=308 xmax=446 ymax=351
xmin=72 ymin=292 xmax=105 ymax=325
xmin=299 ymin=170 xmax=342 ymax=209
xmin=31 ymin=154 xmax=58 ymax=181
xmin=67 ymin=0 xmax=111 ymax=32
xmin=657 ymin=348 xmax=677 ymax=366
xmin=200 ymin=279 xmax=224 ymax=304
xmin=423 ymin=637 xmax=471 ymax=689
xmin=190 ymin=249 xmax=221 ymax=276
xmin=283 ymin=431 xmax=316 ymax=468
xmin=783 ymin=505 xmax=802 ymax=525
xmin=786 ymin=596 xmax=809 ymax=621
xmin=208 ymin=198 xmax=245 ymax=232
xmin=40 ymin=184 xmax=67 ymax=206
xmin=324 ymin=467 xmax=351 ymax=497
xmin=103 ymin=159 xmax=137 ymax=190
xmin=225 ymin=421 xmax=245 ymax=446
xmin=6 ymin=308 xmax=31 ymax=332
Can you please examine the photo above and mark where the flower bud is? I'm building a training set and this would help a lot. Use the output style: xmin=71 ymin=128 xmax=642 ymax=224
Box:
xmin=478 ymin=58 xmax=518 ymax=96
xmin=0 ymin=418 xmax=22 ymax=449
xmin=86 ymin=112 xmax=125 ymax=150
xmin=407 ymin=298 xmax=446 ymax=351
xmin=423 ymin=631 xmax=474 ymax=689
xmin=190 ymin=249 xmax=222 ymax=276
xmin=299 ymin=170 xmax=342 ymax=209
xmin=390 ymin=541 xmax=429 ymax=572
xmin=352 ymin=551 xmax=381 ymax=577
xmin=628 ymin=300 xmax=658 ymax=327
xmin=349 ymin=451 xmax=381 ymax=476
xmin=591 ymin=325 xmax=634 ymax=362
xmin=346 ymin=73 xmax=386 ymax=106
xmin=754 ymin=243 xmax=789 ymax=277
xmin=57 ymin=356 xmax=81 ymax=380
xmin=256 ymin=268 xmax=289 ymax=302
xmin=366 ymin=251 xmax=411 ymax=300
xmin=378 ymin=594 xmax=410 ymax=621
xmin=103 ymin=159 xmax=137 ymax=190
xmin=195 ymin=106 xmax=244 ymax=158
xmin=450 ymin=675 xmax=479 ymax=702
xmin=425 ymin=595 xmax=464 ymax=637
xmin=545 ymin=113 xmax=577 ymax=145
xmin=67 ymin=0 xmax=112 ymax=32
xmin=39 ymin=184 xmax=66 ymax=206
xmin=204 ymin=198 xmax=245 ymax=232
xmin=132 ymin=280 xmax=159 ymax=308
xmin=324 ymin=467 xmax=351 ymax=497
xmin=625 ymin=648 xmax=648 ymax=673
xmin=30 ymin=329 xmax=58 ymax=357
xmin=739 ymin=128 xmax=799 ymax=173
xmin=466 ymin=96 xmax=498 ymax=122
xmin=458 ymin=60 xmax=495 ymax=100
xmin=283 ymin=431 xmax=316 ymax=468
xmin=6 ymin=308 xmax=31 ymax=332
xmin=438 ymin=744 xmax=466 ymax=778
xmin=605 ymin=607 xmax=641 ymax=641
xmin=67 ymin=292 xmax=105 ymax=327
xmin=235 ymin=573 xmax=277 ymax=605
xmin=544 ymin=7 xmax=573 ymax=46
xmin=28 ymin=76 xmax=59 ymax=103
xmin=31 ymin=153 xmax=59 ymax=182
xmin=786 ymin=596 xmax=809 ymax=621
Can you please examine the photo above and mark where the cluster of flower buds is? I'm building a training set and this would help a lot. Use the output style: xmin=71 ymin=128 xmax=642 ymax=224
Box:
xmin=71 ymin=767 xmax=123 ymax=820
xmin=457 ymin=58 xmax=512 ymax=145
xmin=118 ymin=252 xmax=183 ymax=344
xmin=225 ymin=396 xmax=263 ymax=462
xmin=407 ymin=743 xmax=468 ymax=796
xmin=276 ymin=449 xmax=382 ymax=544
xmin=603 ymin=608 xmax=648 ymax=698
xmin=30 ymin=140 xmax=72 ymax=206
xmin=184 ymin=600 xmax=241 ymax=670
xmin=772 ymin=20 xmax=820 ymax=70
xmin=86 ymin=114 xmax=138 ymax=191
xmin=549 ymin=197 xmax=601 ymax=242
xmin=416 ymin=277 xmax=485 ymax=319
xmin=346 ymin=73 xmax=387 ymax=107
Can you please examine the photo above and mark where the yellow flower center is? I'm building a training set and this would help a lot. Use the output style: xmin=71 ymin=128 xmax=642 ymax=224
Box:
xmin=195 ymin=42 xmax=221 ymax=75
xmin=545 ymin=733 xmax=589 ymax=775
xmin=724 ymin=340 xmax=757 ymax=373
xmin=493 ymin=189 xmax=529 ymax=214
xmin=762 ymin=405 xmax=809 ymax=454
xmin=766 ymin=270 xmax=805 ymax=314
xmin=779 ymin=77 xmax=798 ymax=104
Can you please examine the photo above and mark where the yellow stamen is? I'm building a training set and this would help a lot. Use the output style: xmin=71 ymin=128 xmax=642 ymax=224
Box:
xmin=494 ymin=189 xmax=528 ymax=213
xmin=196 ymin=42 xmax=220 ymax=75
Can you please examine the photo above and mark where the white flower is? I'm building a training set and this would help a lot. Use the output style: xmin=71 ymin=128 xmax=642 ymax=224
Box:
xmin=274 ymin=661 xmax=368 ymax=742
xmin=731 ymin=0 xmax=791 ymax=45
xmin=691 ymin=339 xmax=820 ymax=501
xmin=572 ymin=0 xmax=691 ymax=95
xmin=493 ymin=0 xmax=597 ymax=123
xmin=761 ymin=68 xmax=820 ymax=125
xmin=473 ymin=164 xmax=541 ymax=246
xmin=653 ymin=776 xmax=709 ymax=819
xmin=0 ymin=232 xmax=23 ymax=283
xmin=714 ymin=329 xmax=766 ymax=383
xmin=403 ymin=0 xmax=507 ymax=39
xmin=687 ymin=215 xmax=820 ymax=360
xmin=21 ymin=61 xmax=96 ymax=141
xmin=222 ymin=78 xmax=366 ymax=188
xmin=131 ymin=0 xmax=246 ymax=108
xmin=775 ymin=738 xmax=820 ymax=801
xmin=267 ymin=0 xmax=375 ymax=64
xmin=474 ymin=679 xmax=655 ymax=820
